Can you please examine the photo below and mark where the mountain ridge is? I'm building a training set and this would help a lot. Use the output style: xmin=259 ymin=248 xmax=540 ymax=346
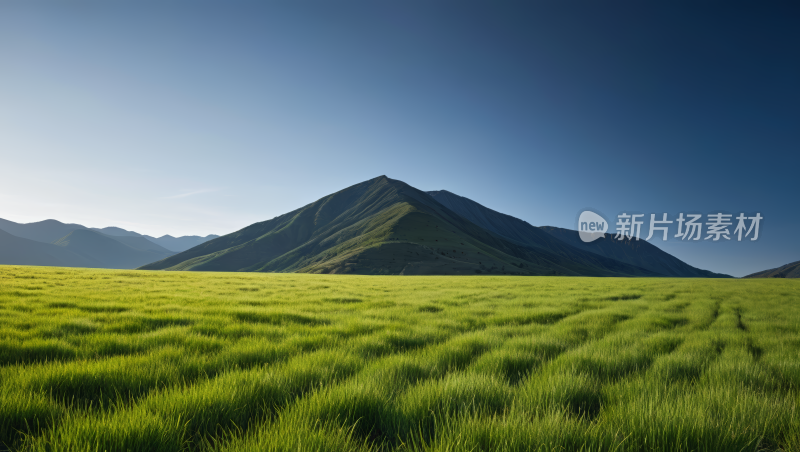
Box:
xmin=540 ymin=226 xmax=731 ymax=278
xmin=3 ymin=178 xmax=733 ymax=277
xmin=427 ymin=190 xmax=729 ymax=278
xmin=0 ymin=220 xmax=181 ymax=269
xmin=743 ymin=260 xmax=800 ymax=278
xmin=142 ymin=176 xmax=661 ymax=276
xmin=52 ymin=229 xmax=175 ymax=269
xmin=0 ymin=218 xmax=218 ymax=252
xmin=0 ymin=218 xmax=85 ymax=244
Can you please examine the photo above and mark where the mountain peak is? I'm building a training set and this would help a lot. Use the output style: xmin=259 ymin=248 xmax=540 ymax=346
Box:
xmin=141 ymin=177 xmax=667 ymax=277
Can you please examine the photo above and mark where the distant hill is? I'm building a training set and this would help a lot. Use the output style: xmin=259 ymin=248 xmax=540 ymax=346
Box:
xmin=146 ymin=235 xmax=220 ymax=252
xmin=90 ymin=226 xmax=142 ymax=237
xmin=0 ymin=218 xmax=85 ymax=244
xmin=428 ymin=190 xmax=729 ymax=278
xmin=743 ymin=260 xmax=800 ymax=278
xmin=90 ymin=226 xmax=218 ymax=252
xmin=0 ymin=219 xmax=193 ymax=269
xmin=101 ymin=235 xmax=174 ymax=254
xmin=141 ymin=176 xmax=660 ymax=276
xmin=540 ymin=226 xmax=731 ymax=278
xmin=52 ymin=229 xmax=175 ymax=269
xmin=0 ymin=228 xmax=99 ymax=268
xmin=0 ymin=218 xmax=218 ymax=252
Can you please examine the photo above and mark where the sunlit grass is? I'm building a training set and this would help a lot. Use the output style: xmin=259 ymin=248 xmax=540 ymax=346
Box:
xmin=0 ymin=265 xmax=798 ymax=451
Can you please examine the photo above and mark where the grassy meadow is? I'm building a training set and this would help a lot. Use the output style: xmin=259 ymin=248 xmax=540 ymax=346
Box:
xmin=0 ymin=265 xmax=798 ymax=451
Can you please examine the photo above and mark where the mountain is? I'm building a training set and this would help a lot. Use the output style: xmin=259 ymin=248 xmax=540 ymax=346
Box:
xmin=141 ymin=176 xmax=661 ymax=276
xmin=0 ymin=218 xmax=218 ymax=252
xmin=428 ymin=190 xmax=729 ymax=278
xmin=90 ymin=226 xmax=218 ymax=252
xmin=52 ymin=229 xmax=175 ymax=269
xmin=539 ymin=226 xmax=731 ymax=278
xmin=2 ymin=179 xmax=731 ymax=277
xmin=90 ymin=226 xmax=143 ymax=237
xmin=0 ymin=218 xmax=85 ymax=244
xmin=101 ymin=235 xmax=175 ymax=254
xmin=428 ymin=190 xmax=550 ymax=246
xmin=0 ymin=228 xmax=99 ymax=268
xmin=426 ymin=190 xmax=673 ymax=277
xmin=743 ymin=260 xmax=800 ymax=278
xmin=0 ymin=219 xmax=177 ymax=269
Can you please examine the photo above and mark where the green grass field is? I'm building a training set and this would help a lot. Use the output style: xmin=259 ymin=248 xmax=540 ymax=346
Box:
xmin=0 ymin=265 xmax=798 ymax=451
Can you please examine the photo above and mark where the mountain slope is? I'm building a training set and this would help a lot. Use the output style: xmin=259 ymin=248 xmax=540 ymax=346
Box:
xmin=428 ymin=189 xmax=729 ymax=278
xmin=427 ymin=190 xmax=669 ymax=277
xmin=428 ymin=190 xmax=556 ymax=247
xmin=743 ymin=260 xmax=800 ymax=278
xmin=540 ymin=226 xmax=731 ymax=278
xmin=53 ymin=230 xmax=175 ymax=269
xmin=0 ymin=228 xmax=100 ymax=268
xmin=141 ymin=176 xmax=660 ymax=276
xmin=104 ymin=235 xmax=174 ymax=253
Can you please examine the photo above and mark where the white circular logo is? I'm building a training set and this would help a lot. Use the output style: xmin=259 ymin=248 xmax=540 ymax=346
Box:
xmin=578 ymin=210 xmax=608 ymax=243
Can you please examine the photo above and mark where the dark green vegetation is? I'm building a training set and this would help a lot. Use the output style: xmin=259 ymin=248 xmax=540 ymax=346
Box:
xmin=427 ymin=190 xmax=729 ymax=278
xmin=745 ymin=260 xmax=800 ymax=278
xmin=1 ymin=265 xmax=798 ymax=451
xmin=143 ymin=177 xmax=718 ymax=277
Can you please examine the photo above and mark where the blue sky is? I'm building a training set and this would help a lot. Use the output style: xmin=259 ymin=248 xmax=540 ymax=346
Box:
xmin=1 ymin=1 xmax=797 ymax=277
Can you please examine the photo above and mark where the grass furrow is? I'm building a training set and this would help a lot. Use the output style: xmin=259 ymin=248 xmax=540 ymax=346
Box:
xmin=0 ymin=266 xmax=797 ymax=451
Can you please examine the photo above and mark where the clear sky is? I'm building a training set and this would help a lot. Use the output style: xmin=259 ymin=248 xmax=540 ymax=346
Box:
xmin=1 ymin=1 xmax=797 ymax=277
